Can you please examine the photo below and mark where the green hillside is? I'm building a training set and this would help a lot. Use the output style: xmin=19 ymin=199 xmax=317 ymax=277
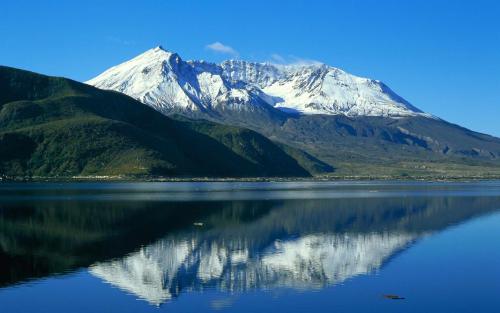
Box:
xmin=0 ymin=66 xmax=332 ymax=178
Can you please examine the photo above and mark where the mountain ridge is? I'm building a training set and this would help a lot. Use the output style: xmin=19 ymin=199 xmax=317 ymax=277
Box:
xmin=87 ymin=46 xmax=428 ymax=118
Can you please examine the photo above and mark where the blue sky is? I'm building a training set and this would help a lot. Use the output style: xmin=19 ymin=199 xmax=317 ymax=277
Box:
xmin=2 ymin=0 xmax=499 ymax=136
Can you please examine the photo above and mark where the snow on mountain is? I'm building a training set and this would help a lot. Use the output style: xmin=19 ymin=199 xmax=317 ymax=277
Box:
xmin=89 ymin=232 xmax=415 ymax=305
xmin=87 ymin=46 xmax=427 ymax=117
xmin=86 ymin=46 xmax=271 ymax=115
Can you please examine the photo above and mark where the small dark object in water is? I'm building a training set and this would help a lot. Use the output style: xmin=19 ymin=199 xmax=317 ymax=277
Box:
xmin=383 ymin=294 xmax=405 ymax=300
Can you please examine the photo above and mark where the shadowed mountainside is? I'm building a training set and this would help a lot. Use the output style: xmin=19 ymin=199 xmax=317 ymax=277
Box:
xmin=0 ymin=66 xmax=332 ymax=178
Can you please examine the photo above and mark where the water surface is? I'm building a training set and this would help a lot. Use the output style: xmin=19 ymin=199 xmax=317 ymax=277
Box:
xmin=0 ymin=181 xmax=499 ymax=312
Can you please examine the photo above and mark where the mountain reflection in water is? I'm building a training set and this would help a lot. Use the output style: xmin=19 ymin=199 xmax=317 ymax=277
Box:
xmin=1 ymin=182 xmax=500 ymax=307
xmin=90 ymin=232 xmax=415 ymax=305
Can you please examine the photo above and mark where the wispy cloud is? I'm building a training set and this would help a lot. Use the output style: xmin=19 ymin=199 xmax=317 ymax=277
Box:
xmin=107 ymin=36 xmax=135 ymax=46
xmin=268 ymin=53 xmax=323 ymax=66
xmin=288 ymin=56 xmax=323 ymax=66
xmin=270 ymin=53 xmax=286 ymax=63
xmin=205 ymin=42 xmax=239 ymax=57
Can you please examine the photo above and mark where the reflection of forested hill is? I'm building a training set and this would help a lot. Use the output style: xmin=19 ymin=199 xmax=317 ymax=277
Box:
xmin=193 ymin=197 xmax=500 ymax=249
xmin=1 ymin=195 xmax=499 ymax=291
xmin=0 ymin=200 xmax=271 ymax=287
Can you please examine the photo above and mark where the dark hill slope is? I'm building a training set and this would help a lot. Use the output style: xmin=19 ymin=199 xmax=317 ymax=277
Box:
xmin=0 ymin=66 xmax=332 ymax=178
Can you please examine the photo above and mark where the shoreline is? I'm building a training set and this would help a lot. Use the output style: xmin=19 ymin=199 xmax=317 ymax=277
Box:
xmin=2 ymin=175 xmax=500 ymax=183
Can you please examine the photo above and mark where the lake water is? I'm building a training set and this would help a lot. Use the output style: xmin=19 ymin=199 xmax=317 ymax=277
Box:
xmin=0 ymin=181 xmax=499 ymax=313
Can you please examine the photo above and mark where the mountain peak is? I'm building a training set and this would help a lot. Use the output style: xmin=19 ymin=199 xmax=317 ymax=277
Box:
xmin=140 ymin=46 xmax=178 ymax=60
xmin=87 ymin=48 xmax=429 ymax=118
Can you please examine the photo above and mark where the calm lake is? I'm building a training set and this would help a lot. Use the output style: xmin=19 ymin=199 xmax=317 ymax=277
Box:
xmin=1 ymin=181 xmax=499 ymax=313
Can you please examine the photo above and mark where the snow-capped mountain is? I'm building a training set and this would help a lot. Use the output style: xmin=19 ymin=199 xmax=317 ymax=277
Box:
xmin=87 ymin=46 xmax=427 ymax=117
xmin=86 ymin=47 xmax=276 ymax=116
xmin=221 ymin=60 xmax=424 ymax=116
xmin=85 ymin=46 xmax=500 ymax=166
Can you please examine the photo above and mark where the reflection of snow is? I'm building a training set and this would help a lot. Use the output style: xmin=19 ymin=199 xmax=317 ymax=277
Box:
xmin=90 ymin=232 xmax=414 ymax=305
xmin=261 ymin=233 xmax=413 ymax=287
xmin=90 ymin=239 xmax=194 ymax=305
xmin=198 ymin=242 xmax=228 ymax=282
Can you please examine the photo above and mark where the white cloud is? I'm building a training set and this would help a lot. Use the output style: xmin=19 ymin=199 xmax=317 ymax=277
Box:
xmin=205 ymin=42 xmax=239 ymax=57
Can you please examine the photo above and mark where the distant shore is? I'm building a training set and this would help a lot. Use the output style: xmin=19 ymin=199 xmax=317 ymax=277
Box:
xmin=2 ymin=175 xmax=500 ymax=183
